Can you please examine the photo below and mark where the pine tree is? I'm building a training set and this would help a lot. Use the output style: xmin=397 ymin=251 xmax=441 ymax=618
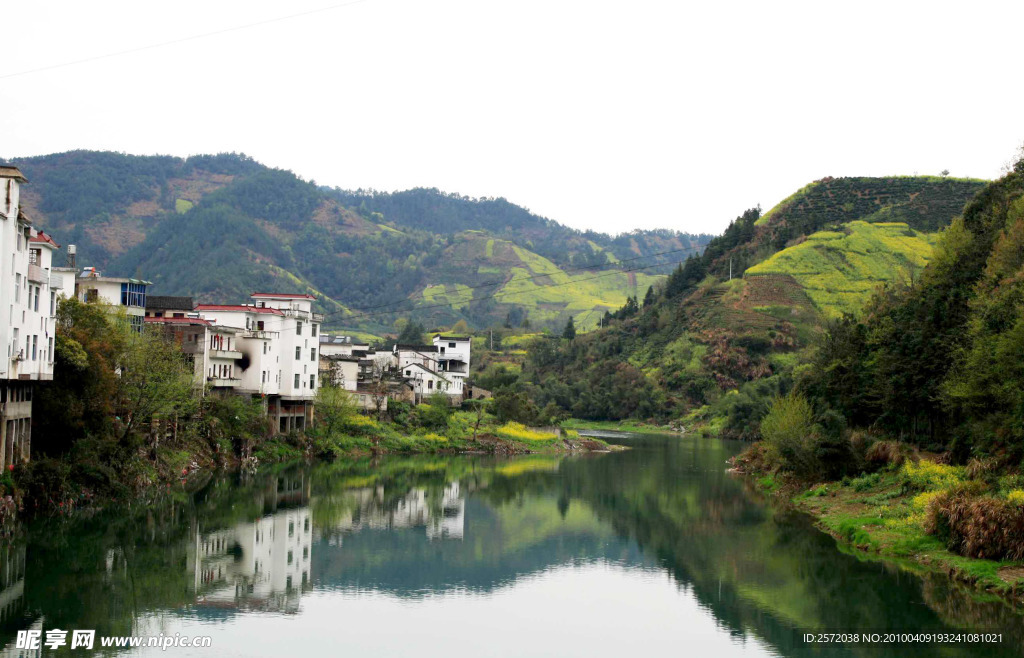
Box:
xmin=562 ymin=316 xmax=576 ymax=341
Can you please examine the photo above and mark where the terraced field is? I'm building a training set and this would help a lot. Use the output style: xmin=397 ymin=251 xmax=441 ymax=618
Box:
xmin=745 ymin=221 xmax=938 ymax=317
xmin=417 ymin=232 xmax=664 ymax=330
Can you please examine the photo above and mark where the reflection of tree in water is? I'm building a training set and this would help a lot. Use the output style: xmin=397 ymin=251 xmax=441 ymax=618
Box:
xmin=6 ymin=442 xmax=1024 ymax=657
xmin=551 ymin=437 xmax=1024 ymax=658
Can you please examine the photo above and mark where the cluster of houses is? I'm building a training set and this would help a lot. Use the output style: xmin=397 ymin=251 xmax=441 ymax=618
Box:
xmin=0 ymin=165 xmax=480 ymax=467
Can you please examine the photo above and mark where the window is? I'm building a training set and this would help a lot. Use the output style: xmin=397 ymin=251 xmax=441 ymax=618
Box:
xmin=288 ymin=521 xmax=295 ymax=537
xmin=48 ymin=337 xmax=53 ymax=363
xmin=295 ymin=346 xmax=301 ymax=360
xmin=50 ymin=291 xmax=55 ymax=316
xmin=310 ymin=374 xmax=315 ymax=389
xmin=296 ymin=321 xmax=303 ymax=336
xmin=14 ymin=274 xmax=19 ymax=303
xmin=405 ymin=370 xmax=411 ymax=376
xmin=427 ymin=380 xmax=433 ymax=390
xmin=31 ymin=336 xmax=37 ymax=361
xmin=262 ymin=371 xmax=267 ymax=383
xmin=449 ymin=342 xmax=456 ymax=348
xmin=263 ymin=342 xmax=267 ymax=354
xmin=120 ymin=282 xmax=147 ymax=308
xmin=28 ymin=248 xmax=39 ymax=265
xmin=311 ymin=324 xmax=318 ymax=337
xmin=294 ymin=374 xmax=300 ymax=388
xmin=311 ymin=348 xmax=316 ymax=361
xmin=287 ymin=550 xmax=293 ymax=565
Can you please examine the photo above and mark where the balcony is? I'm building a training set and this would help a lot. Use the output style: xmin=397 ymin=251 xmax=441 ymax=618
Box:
xmin=209 ymin=348 xmax=243 ymax=360
xmin=207 ymin=377 xmax=240 ymax=388
xmin=243 ymin=329 xmax=280 ymax=339
xmin=27 ymin=264 xmax=46 ymax=284
xmin=313 ymin=312 xmax=325 ymax=322
xmin=49 ymin=273 xmax=63 ymax=289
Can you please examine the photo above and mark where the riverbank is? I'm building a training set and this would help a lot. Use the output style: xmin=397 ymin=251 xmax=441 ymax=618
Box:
xmin=744 ymin=459 xmax=1024 ymax=606
xmin=562 ymin=418 xmax=681 ymax=435
xmin=8 ymin=411 xmax=614 ymax=524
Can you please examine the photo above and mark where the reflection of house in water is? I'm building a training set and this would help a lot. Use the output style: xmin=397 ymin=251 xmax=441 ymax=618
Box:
xmin=188 ymin=473 xmax=312 ymax=613
xmin=326 ymin=481 xmax=465 ymax=541
xmin=0 ymin=542 xmax=36 ymax=653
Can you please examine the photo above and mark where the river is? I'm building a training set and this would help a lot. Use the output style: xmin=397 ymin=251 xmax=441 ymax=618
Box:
xmin=0 ymin=434 xmax=1020 ymax=656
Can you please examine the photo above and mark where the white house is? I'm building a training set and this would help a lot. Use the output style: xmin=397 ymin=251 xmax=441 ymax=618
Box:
xmin=318 ymin=334 xmax=369 ymax=357
xmin=401 ymin=362 xmax=452 ymax=401
xmin=143 ymin=316 xmax=243 ymax=394
xmin=74 ymin=268 xmax=151 ymax=332
xmin=433 ymin=334 xmax=471 ymax=399
xmin=0 ymin=166 xmax=62 ymax=467
xmin=196 ymin=293 xmax=323 ymax=434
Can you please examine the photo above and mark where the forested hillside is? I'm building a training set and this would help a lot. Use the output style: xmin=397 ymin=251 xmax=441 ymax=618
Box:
xmin=7 ymin=150 xmax=711 ymax=333
xmin=505 ymin=175 xmax=987 ymax=429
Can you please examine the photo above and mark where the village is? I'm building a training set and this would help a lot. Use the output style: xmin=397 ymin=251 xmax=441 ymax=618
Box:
xmin=0 ymin=165 xmax=486 ymax=468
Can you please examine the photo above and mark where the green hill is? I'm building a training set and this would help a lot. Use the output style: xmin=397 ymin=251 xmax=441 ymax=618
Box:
xmin=513 ymin=175 xmax=987 ymax=431
xmin=745 ymin=220 xmax=938 ymax=317
xmin=6 ymin=150 xmax=711 ymax=333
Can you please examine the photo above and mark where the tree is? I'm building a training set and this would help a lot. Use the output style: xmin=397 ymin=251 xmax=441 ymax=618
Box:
xmin=941 ymin=169 xmax=950 ymax=177
xmin=642 ymin=285 xmax=656 ymax=308
xmin=315 ymin=385 xmax=358 ymax=437
xmin=562 ymin=316 xmax=576 ymax=341
xmin=114 ymin=323 xmax=200 ymax=449
xmin=366 ymin=359 xmax=392 ymax=421
xmin=397 ymin=320 xmax=426 ymax=345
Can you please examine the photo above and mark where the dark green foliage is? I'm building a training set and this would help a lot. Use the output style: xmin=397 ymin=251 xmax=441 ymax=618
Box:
xmin=491 ymin=387 xmax=540 ymax=425
xmin=562 ymin=316 xmax=576 ymax=341
xmin=397 ymin=320 xmax=427 ymax=345
xmin=802 ymin=163 xmax=1024 ymax=451
xmin=11 ymin=150 xmax=712 ymax=332
xmin=331 ymin=187 xmax=713 ymax=271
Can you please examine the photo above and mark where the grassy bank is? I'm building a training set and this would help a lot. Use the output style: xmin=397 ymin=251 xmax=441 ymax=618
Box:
xmin=562 ymin=418 xmax=680 ymax=435
xmin=750 ymin=460 xmax=1024 ymax=604
xmin=256 ymin=414 xmax=612 ymax=463
xmin=11 ymin=405 xmax=612 ymax=524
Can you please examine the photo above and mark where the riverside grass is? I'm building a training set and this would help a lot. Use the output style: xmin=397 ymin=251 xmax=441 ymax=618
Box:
xmin=254 ymin=411 xmax=603 ymax=463
xmin=765 ymin=458 xmax=1024 ymax=601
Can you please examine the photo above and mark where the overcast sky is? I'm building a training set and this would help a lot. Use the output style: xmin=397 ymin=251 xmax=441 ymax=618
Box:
xmin=3 ymin=0 xmax=1022 ymax=235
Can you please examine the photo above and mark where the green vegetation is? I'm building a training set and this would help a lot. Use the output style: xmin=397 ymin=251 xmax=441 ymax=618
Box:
xmin=746 ymin=221 xmax=938 ymax=317
xmin=14 ymin=150 xmax=710 ymax=334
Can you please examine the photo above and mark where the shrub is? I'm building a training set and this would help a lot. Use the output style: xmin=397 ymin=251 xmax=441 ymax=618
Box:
xmin=865 ymin=440 xmax=907 ymax=468
xmin=925 ymin=489 xmax=1024 ymax=561
xmin=900 ymin=460 xmax=964 ymax=491
xmin=1007 ymin=489 xmax=1024 ymax=506
xmin=495 ymin=422 xmax=557 ymax=442
xmin=760 ymin=393 xmax=817 ymax=478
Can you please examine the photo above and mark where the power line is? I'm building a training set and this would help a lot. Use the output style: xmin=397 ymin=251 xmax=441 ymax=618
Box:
xmin=0 ymin=0 xmax=377 ymax=80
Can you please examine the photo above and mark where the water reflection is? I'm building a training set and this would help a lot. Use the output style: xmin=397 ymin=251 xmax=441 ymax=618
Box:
xmin=190 ymin=487 xmax=312 ymax=614
xmin=1 ymin=437 xmax=1022 ymax=657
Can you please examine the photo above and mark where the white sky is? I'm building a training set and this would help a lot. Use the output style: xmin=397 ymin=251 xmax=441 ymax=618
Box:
xmin=2 ymin=0 xmax=1022 ymax=235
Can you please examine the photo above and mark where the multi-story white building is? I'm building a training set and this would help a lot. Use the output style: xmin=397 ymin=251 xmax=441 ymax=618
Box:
xmin=318 ymin=334 xmax=369 ymax=357
xmin=196 ymin=293 xmax=322 ymax=433
xmin=433 ymin=334 xmax=471 ymax=398
xmin=143 ymin=316 xmax=243 ymax=393
xmin=74 ymin=268 xmax=150 ymax=332
xmin=0 ymin=166 xmax=62 ymax=467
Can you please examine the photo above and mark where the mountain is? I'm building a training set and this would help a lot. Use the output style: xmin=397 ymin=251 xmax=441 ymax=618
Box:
xmin=515 ymin=175 xmax=988 ymax=430
xmin=6 ymin=150 xmax=712 ymax=333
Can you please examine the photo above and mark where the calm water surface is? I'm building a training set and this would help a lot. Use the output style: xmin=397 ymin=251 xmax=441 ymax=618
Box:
xmin=1 ymin=434 xmax=1022 ymax=656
